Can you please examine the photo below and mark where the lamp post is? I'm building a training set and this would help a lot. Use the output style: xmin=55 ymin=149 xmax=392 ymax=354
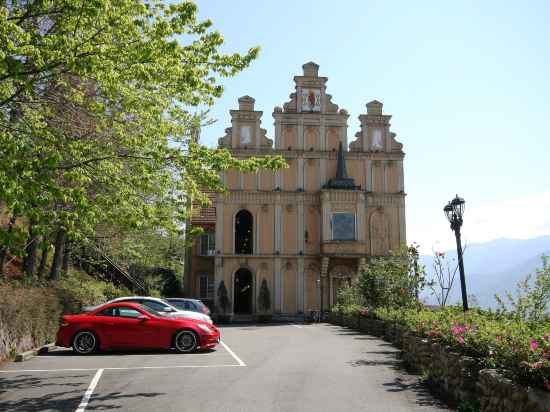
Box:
xmin=444 ymin=195 xmax=468 ymax=312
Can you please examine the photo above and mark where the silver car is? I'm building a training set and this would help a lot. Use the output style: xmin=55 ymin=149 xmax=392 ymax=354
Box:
xmin=82 ymin=296 xmax=213 ymax=324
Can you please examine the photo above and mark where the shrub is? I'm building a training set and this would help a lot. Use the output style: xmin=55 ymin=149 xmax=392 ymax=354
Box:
xmin=495 ymin=255 xmax=550 ymax=325
xmin=373 ymin=305 xmax=550 ymax=392
xmin=0 ymin=283 xmax=62 ymax=360
xmin=358 ymin=244 xmax=425 ymax=309
xmin=0 ymin=270 xmax=132 ymax=360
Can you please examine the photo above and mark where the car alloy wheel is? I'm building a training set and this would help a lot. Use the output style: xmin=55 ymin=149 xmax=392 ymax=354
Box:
xmin=73 ymin=331 xmax=97 ymax=355
xmin=174 ymin=330 xmax=198 ymax=353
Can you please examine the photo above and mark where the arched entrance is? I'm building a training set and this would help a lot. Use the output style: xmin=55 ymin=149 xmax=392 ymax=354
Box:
xmin=234 ymin=268 xmax=253 ymax=314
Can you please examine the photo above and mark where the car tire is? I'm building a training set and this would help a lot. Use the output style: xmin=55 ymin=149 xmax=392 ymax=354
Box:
xmin=72 ymin=331 xmax=99 ymax=355
xmin=174 ymin=330 xmax=198 ymax=353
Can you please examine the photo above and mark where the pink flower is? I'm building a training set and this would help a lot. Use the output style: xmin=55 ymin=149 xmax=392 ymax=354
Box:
xmin=531 ymin=339 xmax=540 ymax=351
xmin=451 ymin=324 xmax=467 ymax=335
xmin=457 ymin=336 xmax=465 ymax=346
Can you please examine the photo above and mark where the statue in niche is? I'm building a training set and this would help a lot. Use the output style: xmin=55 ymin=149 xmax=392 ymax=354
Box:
xmin=240 ymin=125 xmax=252 ymax=145
xmin=301 ymin=88 xmax=321 ymax=112
xmin=371 ymin=129 xmax=383 ymax=151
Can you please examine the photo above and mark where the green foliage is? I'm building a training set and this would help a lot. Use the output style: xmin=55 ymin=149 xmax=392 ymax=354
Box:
xmin=55 ymin=269 xmax=132 ymax=314
xmin=0 ymin=270 xmax=130 ymax=360
xmin=333 ymin=280 xmax=364 ymax=315
xmin=495 ymin=255 xmax=550 ymax=325
xmin=0 ymin=0 xmax=285 ymax=275
xmin=371 ymin=305 xmax=550 ymax=392
xmin=458 ymin=400 xmax=480 ymax=412
xmin=217 ymin=280 xmax=230 ymax=314
xmin=257 ymin=278 xmax=271 ymax=313
xmin=358 ymin=243 xmax=425 ymax=309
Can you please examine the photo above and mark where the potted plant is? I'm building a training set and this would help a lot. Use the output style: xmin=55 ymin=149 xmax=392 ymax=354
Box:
xmin=216 ymin=280 xmax=232 ymax=323
xmin=256 ymin=278 xmax=272 ymax=322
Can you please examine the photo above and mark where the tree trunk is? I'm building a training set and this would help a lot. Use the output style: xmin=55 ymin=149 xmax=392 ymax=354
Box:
xmin=62 ymin=240 xmax=71 ymax=276
xmin=23 ymin=221 xmax=39 ymax=277
xmin=0 ymin=215 xmax=16 ymax=277
xmin=50 ymin=229 xmax=67 ymax=281
xmin=38 ymin=242 xmax=49 ymax=278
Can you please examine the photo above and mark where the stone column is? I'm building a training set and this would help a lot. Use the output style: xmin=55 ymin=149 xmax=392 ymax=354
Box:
xmin=320 ymin=157 xmax=326 ymax=188
xmin=298 ymin=157 xmax=304 ymax=190
xmin=297 ymin=258 xmax=304 ymax=313
xmin=383 ymin=160 xmax=388 ymax=193
xmin=275 ymin=201 xmax=282 ymax=253
xmin=215 ymin=194 xmax=223 ymax=249
xmin=297 ymin=197 xmax=304 ymax=253
xmin=214 ymin=256 xmax=223 ymax=309
xmin=365 ymin=159 xmax=372 ymax=192
xmin=320 ymin=118 xmax=326 ymax=150
xmin=274 ymin=258 xmax=282 ymax=313
xmin=357 ymin=193 xmax=366 ymax=241
xmin=298 ymin=118 xmax=304 ymax=150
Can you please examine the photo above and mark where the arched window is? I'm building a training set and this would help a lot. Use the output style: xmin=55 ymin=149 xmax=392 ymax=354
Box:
xmin=235 ymin=210 xmax=253 ymax=254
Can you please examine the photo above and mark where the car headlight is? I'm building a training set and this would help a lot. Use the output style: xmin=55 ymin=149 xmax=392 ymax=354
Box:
xmin=197 ymin=323 xmax=213 ymax=334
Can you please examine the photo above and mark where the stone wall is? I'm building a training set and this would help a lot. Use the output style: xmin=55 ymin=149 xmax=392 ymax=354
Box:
xmin=328 ymin=312 xmax=550 ymax=412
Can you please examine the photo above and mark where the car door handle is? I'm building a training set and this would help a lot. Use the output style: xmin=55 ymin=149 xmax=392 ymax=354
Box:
xmin=107 ymin=322 xmax=115 ymax=326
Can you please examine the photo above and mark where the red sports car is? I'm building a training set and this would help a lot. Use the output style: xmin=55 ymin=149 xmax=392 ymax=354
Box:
xmin=56 ymin=302 xmax=220 ymax=355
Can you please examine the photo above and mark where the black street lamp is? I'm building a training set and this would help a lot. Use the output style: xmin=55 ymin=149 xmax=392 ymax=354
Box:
xmin=444 ymin=195 xmax=468 ymax=312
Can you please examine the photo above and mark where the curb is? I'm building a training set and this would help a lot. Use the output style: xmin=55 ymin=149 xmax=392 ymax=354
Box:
xmin=15 ymin=343 xmax=56 ymax=362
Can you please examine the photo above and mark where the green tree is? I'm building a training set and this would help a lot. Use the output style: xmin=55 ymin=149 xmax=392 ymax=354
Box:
xmin=0 ymin=1 xmax=285 ymax=279
xmin=358 ymin=244 xmax=425 ymax=309
xmin=495 ymin=255 xmax=550 ymax=324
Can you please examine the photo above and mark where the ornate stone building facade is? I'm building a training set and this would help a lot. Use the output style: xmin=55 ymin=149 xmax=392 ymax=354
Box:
xmin=186 ymin=62 xmax=406 ymax=319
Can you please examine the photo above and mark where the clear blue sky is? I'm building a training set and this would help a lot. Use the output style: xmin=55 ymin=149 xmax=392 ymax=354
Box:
xmin=196 ymin=0 xmax=550 ymax=252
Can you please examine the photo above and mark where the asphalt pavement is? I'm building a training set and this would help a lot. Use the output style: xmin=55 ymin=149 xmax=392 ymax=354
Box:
xmin=0 ymin=323 xmax=451 ymax=411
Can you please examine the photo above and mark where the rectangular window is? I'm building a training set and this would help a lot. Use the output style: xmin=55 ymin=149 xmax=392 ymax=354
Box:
xmin=199 ymin=274 xmax=214 ymax=299
xmin=331 ymin=213 xmax=356 ymax=240
xmin=198 ymin=232 xmax=216 ymax=256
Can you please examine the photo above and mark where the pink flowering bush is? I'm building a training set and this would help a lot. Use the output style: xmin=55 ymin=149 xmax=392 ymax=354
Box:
xmin=373 ymin=305 xmax=550 ymax=392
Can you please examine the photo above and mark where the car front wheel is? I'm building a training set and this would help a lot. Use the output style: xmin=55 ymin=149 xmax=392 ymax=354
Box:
xmin=73 ymin=331 xmax=98 ymax=355
xmin=174 ymin=330 xmax=198 ymax=353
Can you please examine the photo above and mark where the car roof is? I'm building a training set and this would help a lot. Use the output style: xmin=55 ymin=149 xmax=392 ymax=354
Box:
xmin=111 ymin=296 xmax=168 ymax=304
xmin=166 ymin=298 xmax=202 ymax=303
xmin=90 ymin=301 xmax=146 ymax=314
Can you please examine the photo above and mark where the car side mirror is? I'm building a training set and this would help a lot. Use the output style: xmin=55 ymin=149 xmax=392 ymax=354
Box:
xmin=137 ymin=315 xmax=150 ymax=321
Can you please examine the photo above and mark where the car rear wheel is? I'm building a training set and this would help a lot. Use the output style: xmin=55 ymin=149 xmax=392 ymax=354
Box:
xmin=73 ymin=331 xmax=98 ymax=355
xmin=174 ymin=330 xmax=198 ymax=353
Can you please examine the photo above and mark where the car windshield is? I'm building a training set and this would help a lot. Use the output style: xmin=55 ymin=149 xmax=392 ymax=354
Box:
xmin=138 ymin=305 xmax=166 ymax=317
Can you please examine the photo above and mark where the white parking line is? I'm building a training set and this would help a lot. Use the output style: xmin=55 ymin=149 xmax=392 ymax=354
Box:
xmin=0 ymin=364 xmax=243 ymax=373
xmin=291 ymin=324 xmax=303 ymax=328
xmin=220 ymin=340 xmax=246 ymax=366
xmin=75 ymin=368 xmax=103 ymax=412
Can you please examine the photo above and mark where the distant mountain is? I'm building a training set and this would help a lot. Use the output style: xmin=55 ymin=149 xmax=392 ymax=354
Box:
xmin=419 ymin=236 xmax=550 ymax=308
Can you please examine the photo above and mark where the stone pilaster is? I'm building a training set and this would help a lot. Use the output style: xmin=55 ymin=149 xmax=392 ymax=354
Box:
xmin=297 ymin=258 xmax=304 ymax=313
xmin=320 ymin=157 xmax=326 ymax=188
xmin=298 ymin=157 xmax=304 ymax=190
xmin=274 ymin=257 xmax=282 ymax=313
